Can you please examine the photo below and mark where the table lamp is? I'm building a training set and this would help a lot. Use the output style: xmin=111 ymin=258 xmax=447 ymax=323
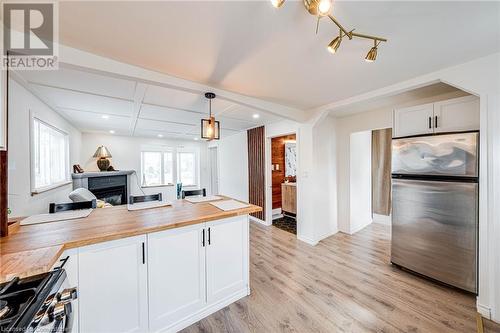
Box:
xmin=93 ymin=145 xmax=112 ymax=171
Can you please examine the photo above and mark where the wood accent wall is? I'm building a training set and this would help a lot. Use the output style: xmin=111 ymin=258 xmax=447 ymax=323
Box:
xmin=271 ymin=134 xmax=296 ymax=210
xmin=372 ymin=128 xmax=392 ymax=216
xmin=247 ymin=126 xmax=265 ymax=220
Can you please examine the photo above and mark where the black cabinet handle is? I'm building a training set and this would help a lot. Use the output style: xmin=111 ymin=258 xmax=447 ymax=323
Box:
xmin=435 ymin=116 xmax=438 ymax=128
xmin=208 ymin=228 xmax=211 ymax=245
xmin=428 ymin=116 xmax=432 ymax=129
xmin=202 ymin=229 xmax=205 ymax=247
xmin=142 ymin=242 xmax=145 ymax=264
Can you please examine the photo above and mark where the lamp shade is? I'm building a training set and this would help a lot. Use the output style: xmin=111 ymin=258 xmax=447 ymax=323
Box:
xmin=93 ymin=145 xmax=112 ymax=158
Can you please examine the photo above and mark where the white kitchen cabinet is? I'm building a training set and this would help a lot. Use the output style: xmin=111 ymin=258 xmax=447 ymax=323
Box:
xmin=393 ymin=96 xmax=480 ymax=138
xmin=393 ymin=103 xmax=434 ymax=138
xmin=206 ymin=216 xmax=249 ymax=304
xmin=147 ymin=223 xmax=206 ymax=332
xmin=78 ymin=235 xmax=148 ymax=333
xmin=433 ymin=95 xmax=480 ymax=133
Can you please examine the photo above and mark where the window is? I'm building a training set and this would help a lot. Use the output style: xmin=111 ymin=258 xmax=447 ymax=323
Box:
xmin=140 ymin=147 xmax=199 ymax=187
xmin=32 ymin=118 xmax=69 ymax=192
xmin=177 ymin=151 xmax=196 ymax=186
xmin=141 ymin=151 xmax=174 ymax=186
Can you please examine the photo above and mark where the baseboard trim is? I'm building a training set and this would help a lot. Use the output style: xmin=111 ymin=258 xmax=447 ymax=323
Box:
xmin=477 ymin=302 xmax=492 ymax=320
xmin=297 ymin=234 xmax=318 ymax=246
xmin=249 ymin=215 xmax=271 ymax=226
xmin=316 ymin=229 xmax=338 ymax=242
xmin=349 ymin=220 xmax=373 ymax=235
xmin=162 ymin=289 xmax=249 ymax=333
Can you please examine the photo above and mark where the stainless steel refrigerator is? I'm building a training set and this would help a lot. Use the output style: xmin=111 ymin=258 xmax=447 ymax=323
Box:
xmin=391 ymin=132 xmax=478 ymax=293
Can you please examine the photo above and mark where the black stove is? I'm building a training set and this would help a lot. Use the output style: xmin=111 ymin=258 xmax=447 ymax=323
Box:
xmin=0 ymin=269 xmax=75 ymax=332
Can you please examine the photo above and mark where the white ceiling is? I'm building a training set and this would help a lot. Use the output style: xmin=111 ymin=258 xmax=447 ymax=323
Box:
xmin=16 ymin=67 xmax=282 ymax=139
xmin=57 ymin=1 xmax=500 ymax=110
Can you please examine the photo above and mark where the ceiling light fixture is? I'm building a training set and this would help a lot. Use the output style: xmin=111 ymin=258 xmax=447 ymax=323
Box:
xmin=101 ymin=115 xmax=109 ymax=119
xmin=253 ymin=114 xmax=260 ymax=119
xmin=317 ymin=0 xmax=332 ymax=16
xmin=365 ymin=40 xmax=379 ymax=62
xmin=272 ymin=0 xmax=387 ymax=61
xmin=270 ymin=0 xmax=285 ymax=8
xmin=109 ymin=130 xmax=115 ymax=134
xmin=201 ymin=92 xmax=220 ymax=141
xmin=157 ymin=134 xmax=164 ymax=138
xmin=327 ymin=30 xmax=342 ymax=54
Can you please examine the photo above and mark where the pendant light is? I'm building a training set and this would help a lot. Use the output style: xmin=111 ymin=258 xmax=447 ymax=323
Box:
xmin=201 ymin=92 xmax=220 ymax=140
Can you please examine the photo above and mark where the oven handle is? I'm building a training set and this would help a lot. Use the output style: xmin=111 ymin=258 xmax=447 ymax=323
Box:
xmin=54 ymin=256 xmax=69 ymax=270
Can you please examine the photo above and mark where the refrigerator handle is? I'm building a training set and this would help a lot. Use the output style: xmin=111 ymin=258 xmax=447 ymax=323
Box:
xmin=428 ymin=117 xmax=432 ymax=129
xmin=435 ymin=116 xmax=438 ymax=128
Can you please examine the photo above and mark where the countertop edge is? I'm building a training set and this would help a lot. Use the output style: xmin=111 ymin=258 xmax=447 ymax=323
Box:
xmin=0 ymin=203 xmax=261 ymax=284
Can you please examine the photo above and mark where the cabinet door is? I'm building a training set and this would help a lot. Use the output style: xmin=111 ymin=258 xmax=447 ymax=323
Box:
xmin=206 ymin=216 xmax=249 ymax=304
xmin=78 ymin=235 xmax=148 ymax=333
xmin=434 ymin=95 xmax=479 ymax=133
xmin=148 ymin=224 xmax=206 ymax=332
xmin=393 ymin=103 xmax=434 ymax=138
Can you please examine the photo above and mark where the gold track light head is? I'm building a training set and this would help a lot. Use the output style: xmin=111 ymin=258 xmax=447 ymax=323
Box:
xmin=365 ymin=46 xmax=378 ymax=62
xmin=317 ymin=0 xmax=333 ymax=16
xmin=327 ymin=35 xmax=342 ymax=54
xmin=271 ymin=0 xmax=285 ymax=8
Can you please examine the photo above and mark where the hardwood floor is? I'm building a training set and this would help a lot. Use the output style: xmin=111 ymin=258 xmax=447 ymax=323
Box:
xmin=182 ymin=222 xmax=500 ymax=333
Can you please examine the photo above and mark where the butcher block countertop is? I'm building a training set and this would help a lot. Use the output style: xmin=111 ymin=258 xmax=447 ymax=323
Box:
xmin=0 ymin=198 xmax=261 ymax=283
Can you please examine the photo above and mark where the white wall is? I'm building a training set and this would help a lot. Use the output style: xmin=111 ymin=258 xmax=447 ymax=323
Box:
xmin=349 ymin=131 xmax=372 ymax=234
xmin=80 ymin=133 xmax=209 ymax=201
xmin=8 ymin=79 xmax=82 ymax=217
xmin=208 ymin=131 xmax=248 ymax=202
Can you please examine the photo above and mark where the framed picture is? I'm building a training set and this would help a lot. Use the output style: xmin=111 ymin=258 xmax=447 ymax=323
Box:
xmin=0 ymin=69 xmax=6 ymax=151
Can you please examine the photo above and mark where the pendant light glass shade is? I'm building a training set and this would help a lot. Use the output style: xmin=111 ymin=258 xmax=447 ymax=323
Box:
xmin=201 ymin=92 xmax=220 ymax=140
xmin=201 ymin=117 xmax=220 ymax=140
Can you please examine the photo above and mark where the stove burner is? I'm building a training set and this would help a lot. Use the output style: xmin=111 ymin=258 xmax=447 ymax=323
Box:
xmin=0 ymin=300 xmax=10 ymax=319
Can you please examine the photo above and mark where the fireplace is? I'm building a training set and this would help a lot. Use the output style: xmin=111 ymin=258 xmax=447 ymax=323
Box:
xmin=72 ymin=171 xmax=134 ymax=206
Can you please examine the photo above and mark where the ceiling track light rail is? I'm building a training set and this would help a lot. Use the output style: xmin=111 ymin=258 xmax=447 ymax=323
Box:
xmin=272 ymin=0 xmax=388 ymax=61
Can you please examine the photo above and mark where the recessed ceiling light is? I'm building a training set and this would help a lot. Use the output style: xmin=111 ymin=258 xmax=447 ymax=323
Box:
xmin=101 ymin=115 xmax=109 ymax=119
xmin=194 ymin=137 xmax=199 ymax=141
xmin=157 ymin=134 xmax=164 ymax=138
xmin=253 ymin=114 xmax=260 ymax=119
xmin=109 ymin=130 xmax=115 ymax=134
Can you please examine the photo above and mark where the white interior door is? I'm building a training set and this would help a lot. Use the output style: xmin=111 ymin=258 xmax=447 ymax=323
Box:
xmin=78 ymin=235 xmax=148 ymax=333
xmin=209 ymin=147 xmax=219 ymax=195
xmin=147 ymin=224 xmax=207 ymax=332
xmin=206 ymin=216 xmax=248 ymax=304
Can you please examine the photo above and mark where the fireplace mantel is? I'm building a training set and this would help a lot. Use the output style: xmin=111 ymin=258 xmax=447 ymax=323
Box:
xmin=71 ymin=170 xmax=135 ymax=179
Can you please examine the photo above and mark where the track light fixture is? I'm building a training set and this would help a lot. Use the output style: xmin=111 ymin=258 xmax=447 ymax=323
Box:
xmin=365 ymin=40 xmax=379 ymax=62
xmin=270 ymin=0 xmax=285 ymax=8
xmin=327 ymin=32 xmax=342 ymax=54
xmin=317 ymin=0 xmax=333 ymax=16
xmin=270 ymin=0 xmax=387 ymax=61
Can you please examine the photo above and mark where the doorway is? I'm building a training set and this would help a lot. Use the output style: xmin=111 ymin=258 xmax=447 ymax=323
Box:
xmin=270 ymin=134 xmax=297 ymax=234
xmin=208 ymin=147 xmax=219 ymax=195
xmin=349 ymin=128 xmax=392 ymax=234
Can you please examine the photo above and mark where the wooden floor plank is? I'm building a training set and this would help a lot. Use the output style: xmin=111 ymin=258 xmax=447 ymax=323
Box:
xmin=182 ymin=222 xmax=500 ymax=333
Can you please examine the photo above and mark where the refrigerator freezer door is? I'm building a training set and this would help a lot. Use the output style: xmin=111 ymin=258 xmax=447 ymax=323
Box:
xmin=391 ymin=179 xmax=478 ymax=293
xmin=392 ymin=132 xmax=478 ymax=177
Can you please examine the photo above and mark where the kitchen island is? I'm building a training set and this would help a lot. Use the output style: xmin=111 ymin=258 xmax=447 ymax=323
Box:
xmin=0 ymin=197 xmax=261 ymax=333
